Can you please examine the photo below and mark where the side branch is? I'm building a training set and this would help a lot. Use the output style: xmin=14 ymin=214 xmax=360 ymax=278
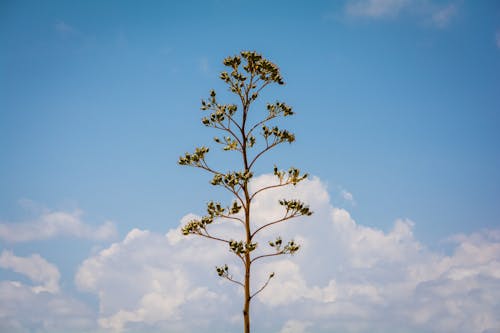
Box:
xmin=251 ymin=214 xmax=297 ymax=239
xmin=216 ymin=264 xmax=244 ymax=287
xmin=248 ymin=141 xmax=280 ymax=169
xmin=250 ymin=182 xmax=289 ymax=201
xmin=251 ymin=251 xmax=285 ymax=264
xmin=250 ymin=272 xmax=274 ymax=299
xmin=225 ymin=275 xmax=244 ymax=287
xmin=218 ymin=214 xmax=245 ymax=225
xmin=196 ymin=230 xmax=231 ymax=244
xmin=247 ymin=114 xmax=276 ymax=138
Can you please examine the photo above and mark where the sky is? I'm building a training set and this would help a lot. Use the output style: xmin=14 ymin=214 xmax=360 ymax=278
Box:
xmin=1 ymin=0 xmax=499 ymax=332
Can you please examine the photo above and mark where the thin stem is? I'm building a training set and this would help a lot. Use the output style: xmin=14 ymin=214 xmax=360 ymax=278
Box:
xmin=247 ymin=114 xmax=276 ymax=138
xmin=250 ymin=274 xmax=273 ymax=299
xmin=251 ymin=251 xmax=285 ymax=264
xmin=251 ymin=213 xmax=299 ymax=239
xmin=250 ymin=182 xmax=290 ymax=201
xmin=248 ymin=141 xmax=280 ymax=169
xmin=224 ymin=275 xmax=244 ymax=287
xmin=212 ymin=123 xmax=243 ymax=152
xmin=196 ymin=232 xmax=230 ymax=244
xmin=218 ymin=214 xmax=245 ymax=225
xmin=195 ymin=160 xmax=246 ymax=209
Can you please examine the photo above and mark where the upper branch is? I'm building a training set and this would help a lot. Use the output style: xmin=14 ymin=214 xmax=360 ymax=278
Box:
xmin=251 ymin=199 xmax=312 ymax=239
xmin=181 ymin=200 xmax=246 ymax=237
xmin=249 ymin=166 xmax=309 ymax=201
xmin=248 ymin=125 xmax=295 ymax=169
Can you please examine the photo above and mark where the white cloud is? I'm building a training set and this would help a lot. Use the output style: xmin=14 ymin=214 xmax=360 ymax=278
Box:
xmin=0 ymin=253 xmax=95 ymax=332
xmin=0 ymin=206 xmax=117 ymax=243
xmin=430 ymin=4 xmax=457 ymax=28
xmin=0 ymin=251 xmax=60 ymax=293
xmin=54 ymin=21 xmax=75 ymax=37
xmin=0 ymin=281 xmax=95 ymax=333
xmin=346 ymin=0 xmax=410 ymax=18
xmin=199 ymin=57 xmax=210 ymax=74
xmin=341 ymin=189 xmax=354 ymax=202
xmin=71 ymin=174 xmax=500 ymax=333
xmin=344 ymin=0 xmax=459 ymax=28
xmin=75 ymin=228 xmax=235 ymax=332
xmin=280 ymin=319 xmax=313 ymax=333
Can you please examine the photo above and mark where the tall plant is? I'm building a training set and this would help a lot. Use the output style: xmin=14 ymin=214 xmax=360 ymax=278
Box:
xmin=179 ymin=51 xmax=312 ymax=333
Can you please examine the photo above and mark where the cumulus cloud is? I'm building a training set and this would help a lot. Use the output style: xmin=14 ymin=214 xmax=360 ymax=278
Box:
xmin=76 ymin=227 xmax=237 ymax=332
xmin=0 ymin=207 xmax=117 ymax=243
xmin=0 ymin=252 xmax=95 ymax=332
xmin=73 ymin=174 xmax=500 ymax=333
xmin=0 ymin=281 xmax=95 ymax=333
xmin=344 ymin=0 xmax=459 ymax=28
xmin=0 ymin=251 xmax=60 ymax=294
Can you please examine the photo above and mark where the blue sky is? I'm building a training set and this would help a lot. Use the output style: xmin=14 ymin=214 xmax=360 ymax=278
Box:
xmin=1 ymin=1 xmax=500 ymax=332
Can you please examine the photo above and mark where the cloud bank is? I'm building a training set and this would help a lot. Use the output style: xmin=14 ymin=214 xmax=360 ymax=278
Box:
xmin=0 ymin=251 xmax=95 ymax=332
xmin=344 ymin=0 xmax=458 ymax=27
xmin=73 ymin=175 xmax=499 ymax=333
xmin=0 ymin=208 xmax=117 ymax=243
xmin=1 ymin=175 xmax=499 ymax=332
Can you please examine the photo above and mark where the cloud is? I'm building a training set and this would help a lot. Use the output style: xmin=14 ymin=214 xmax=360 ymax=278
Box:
xmin=76 ymin=227 xmax=236 ymax=332
xmin=280 ymin=319 xmax=313 ymax=333
xmin=199 ymin=57 xmax=210 ymax=74
xmin=339 ymin=187 xmax=356 ymax=206
xmin=0 ymin=252 xmax=95 ymax=332
xmin=345 ymin=0 xmax=410 ymax=18
xmin=430 ymin=4 xmax=457 ymax=28
xmin=344 ymin=0 xmax=459 ymax=28
xmin=0 ymin=281 xmax=96 ymax=333
xmin=0 ymin=206 xmax=117 ymax=243
xmin=54 ymin=20 xmax=75 ymax=37
xmin=72 ymin=174 xmax=500 ymax=333
xmin=0 ymin=251 xmax=60 ymax=293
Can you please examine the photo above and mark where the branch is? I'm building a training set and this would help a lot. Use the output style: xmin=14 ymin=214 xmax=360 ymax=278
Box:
xmin=255 ymin=80 xmax=270 ymax=96
xmin=251 ymin=272 xmax=274 ymax=299
xmin=225 ymin=275 xmax=244 ymax=287
xmin=196 ymin=161 xmax=246 ymax=209
xmin=250 ymin=182 xmax=290 ymax=201
xmin=218 ymin=213 xmax=245 ymax=225
xmin=248 ymin=140 xmax=280 ymax=169
xmin=196 ymin=230 xmax=230 ymax=244
xmin=227 ymin=113 xmax=243 ymax=136
xmin=213 ymin=122 xmax=243 ymax=151
xmin=247 ymin=114 xmax=276 ymax=138
xmin=251 ymin=212 xmax=298 ymax=239
xmin=251 ymin=251 xmax=285 ymax=264
xmin=216 ymin=264 xmax=244 ymax=287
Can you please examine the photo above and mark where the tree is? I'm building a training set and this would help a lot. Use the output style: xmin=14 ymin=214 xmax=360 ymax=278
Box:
xmin=178 ymin=51 xmax=312 ymax=333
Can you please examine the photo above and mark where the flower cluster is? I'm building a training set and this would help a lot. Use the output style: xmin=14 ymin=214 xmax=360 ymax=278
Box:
xmin=279 ymin=199 xmax=313 ymax=216
xmin=178 ymin=146 xmax=209 ymax=167
xmin=262 ymin=125 xmax=295 ymax=144
xmin=268 ymin=237 xmax=300 ymax=255
xmin=210 ymin=170 xmax=253 ymax=188
xmin=273 ymin=166 xmax=308 ymax=185
xmin=229 ymin=240 xmax=258 ymax=255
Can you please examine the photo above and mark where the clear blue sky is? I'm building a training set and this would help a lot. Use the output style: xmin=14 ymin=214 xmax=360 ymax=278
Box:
xmin=1 ymin=1 xmax=499 ymax=332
